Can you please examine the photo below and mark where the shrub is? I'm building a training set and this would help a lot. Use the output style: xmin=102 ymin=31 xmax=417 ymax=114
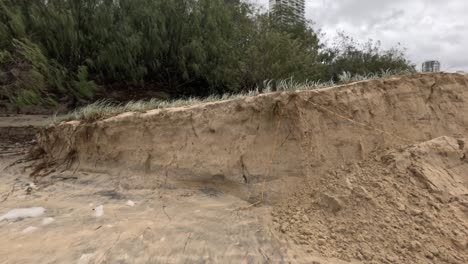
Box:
xmin=0 ymin=1 xmax=414 ymax=108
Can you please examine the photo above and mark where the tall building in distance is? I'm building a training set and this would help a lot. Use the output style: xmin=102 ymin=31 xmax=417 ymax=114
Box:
xmin=269 ymin=0 xmax=305 ymax=21
xmin=422 ymin=60 xmax=441 ymax=72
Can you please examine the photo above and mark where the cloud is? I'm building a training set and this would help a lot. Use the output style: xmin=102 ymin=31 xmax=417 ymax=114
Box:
xmin=252 ymin=0 xmax=468 ymax=72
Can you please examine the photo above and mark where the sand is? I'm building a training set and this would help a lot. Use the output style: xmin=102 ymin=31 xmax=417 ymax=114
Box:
xmin=1 ymin=73 xmax=467 ymax=263
xmin=273 ymin=136 xmax=468 ymax=264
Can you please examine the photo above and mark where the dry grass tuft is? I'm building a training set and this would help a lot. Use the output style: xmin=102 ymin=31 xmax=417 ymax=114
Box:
xmin=55 ymin=70 xmax=411 ymax=123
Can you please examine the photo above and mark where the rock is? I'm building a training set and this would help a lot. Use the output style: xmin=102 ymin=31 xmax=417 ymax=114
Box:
xmin=301 ymin=214 xmax=310 ymax=223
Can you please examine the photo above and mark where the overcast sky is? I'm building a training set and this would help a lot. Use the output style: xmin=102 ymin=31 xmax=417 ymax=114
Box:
xmin=253 ymin=0 xmax=468 ymax=72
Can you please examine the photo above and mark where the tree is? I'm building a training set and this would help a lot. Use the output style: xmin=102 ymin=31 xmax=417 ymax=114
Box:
xmin=0 ymin=0 xmax=415 ymax=108
xmin=322 ymin=33 xmax=415 ymax=80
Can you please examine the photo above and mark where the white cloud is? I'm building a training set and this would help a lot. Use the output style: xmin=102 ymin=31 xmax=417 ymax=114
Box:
xmin=252 ymin=0 xmax=468 ymax=72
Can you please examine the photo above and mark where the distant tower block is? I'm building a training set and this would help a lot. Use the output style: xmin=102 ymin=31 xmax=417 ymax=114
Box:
xmin=269 ymin=0 xmax=305 ymax=21
xmin=422 ymin=60 xmax=441 ymax=72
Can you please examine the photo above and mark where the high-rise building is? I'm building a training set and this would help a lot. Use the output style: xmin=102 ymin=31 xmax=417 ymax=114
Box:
xmin=269 ymin=0 xmax=305 ymax=21
xmin=422 ymin=60 xmax=441 ymax=72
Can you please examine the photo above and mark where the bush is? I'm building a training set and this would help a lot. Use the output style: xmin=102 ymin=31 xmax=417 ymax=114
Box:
xmin=321 ymin=33 xmax=415 ymax=80
xmin=0 ymin=1 xmax=414 ymax=108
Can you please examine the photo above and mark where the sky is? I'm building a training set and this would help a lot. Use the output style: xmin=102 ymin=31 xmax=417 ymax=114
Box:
xmin=253 ymin=0 xmax=468 ymax=72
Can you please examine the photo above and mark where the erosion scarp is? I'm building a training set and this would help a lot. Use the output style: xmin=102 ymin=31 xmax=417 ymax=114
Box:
xmin=2 ymin=73 xmax=468 ymax=263
xmin=38 ymin=73 xmax=468 ymax=198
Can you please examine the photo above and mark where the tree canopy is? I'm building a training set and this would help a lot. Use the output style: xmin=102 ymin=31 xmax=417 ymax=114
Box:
xmin=0 ymin=0 xmax=415 ymax=108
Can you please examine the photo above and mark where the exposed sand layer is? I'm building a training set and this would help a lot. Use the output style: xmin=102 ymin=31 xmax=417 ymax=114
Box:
xmin=273 ymin=136 xmax=468 ymax=264
xmin=2 ymin=73 xmax=467 ymax=263
xmin=38 ymin=73 xmax=468 ymax=198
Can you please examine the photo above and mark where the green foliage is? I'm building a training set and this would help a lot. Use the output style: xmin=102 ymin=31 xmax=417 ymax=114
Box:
xmin=72 ymin=66 xmax=96 ymax=100
xmin=321 ymin=33 xmax=416 ymax=80
xmin=0 ymin=39 xmax=56 ymax=106
xmin=240 ymin=11 xmax=322 ymax=88
xmin=0 ymin=0 xmax=414 ymax=108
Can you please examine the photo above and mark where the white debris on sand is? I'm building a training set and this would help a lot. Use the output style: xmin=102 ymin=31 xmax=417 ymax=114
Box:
xmin=0 ymin=207 xmax=45 ymax=221
xmin=93 ymin=205 xmax=104 ymax=217
xmin=126 ymin=200 xmax=135 ymax=207
xmin=22 ymin=226 xmax=38 ymax=234
xmin=41 ymin=217 xmax=55 ymax=225
xmin=78 ymin=253 xmax=95 ymax=264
